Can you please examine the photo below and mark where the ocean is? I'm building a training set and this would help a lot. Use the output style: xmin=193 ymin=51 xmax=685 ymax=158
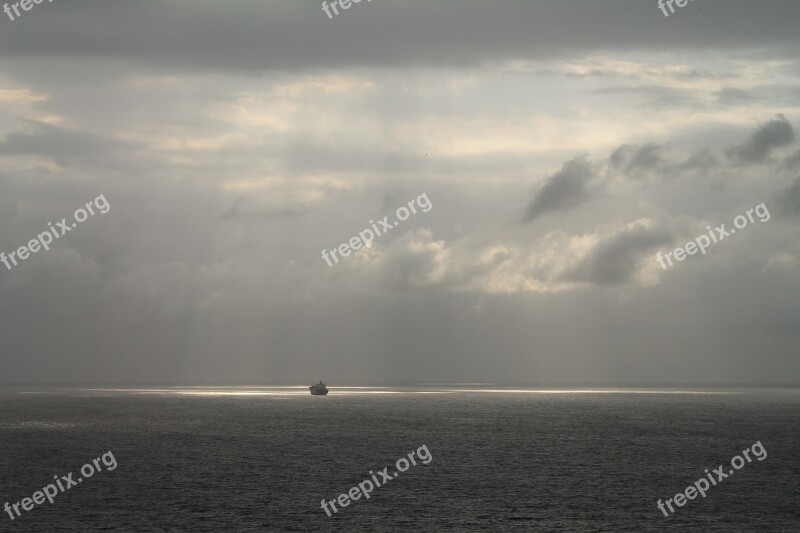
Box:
xmin=1 ymin=386 xmax=798 ymax=532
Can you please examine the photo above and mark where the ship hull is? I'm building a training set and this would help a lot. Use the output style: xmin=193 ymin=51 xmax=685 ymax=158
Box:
xmin=309 ymin=382 xmax=329 ymax=395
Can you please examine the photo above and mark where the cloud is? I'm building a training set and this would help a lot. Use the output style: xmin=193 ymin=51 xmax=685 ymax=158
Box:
xmin=0 ymin=88 xmax=48 ymax=104
xmin=725 ymin=114 xmax=795 ymax=164
xmin=777 ymin=176 xmax=800 ymax=216
xmin=220 ymin=197 xmax=307 ymax=222
xmin=2 ymin=2 xmax=800 ymax=385
xmin=340 ymin=218 xmax=681 ymax=295
xmin=762 ymin=253 xmax=799 ymax=273
xmin=784 ymin=149 xmax=800 ymax=170
xmin=0 ymin=120 xmax=127 ymax=166
xmin=341 ymin=228 xmax=450 ymax=292
xmin=599 ymin=116 xmax=797 ymax=184
xmin=558 ymin=220 xmax=673 ymax=286
xmin=2 ymin=1 xmax=800 ymax=75
xmin=673 ymin=147 xmax=721 ymax=175
xmin=522 ymin=155 xmax=597 ymax=222
xmin=609 ymin=143 xmax=665 ymax=178
xmin=597 ymin=86 xmax=704 ymax=109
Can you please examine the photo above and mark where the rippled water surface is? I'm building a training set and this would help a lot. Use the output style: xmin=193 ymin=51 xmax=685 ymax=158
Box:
xmin=1 ymin=386 xmax=798 ymax=531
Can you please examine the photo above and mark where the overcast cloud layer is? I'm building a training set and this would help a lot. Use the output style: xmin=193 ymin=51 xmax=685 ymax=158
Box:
xmin=1 ymin=1 xmax=799 ymax=385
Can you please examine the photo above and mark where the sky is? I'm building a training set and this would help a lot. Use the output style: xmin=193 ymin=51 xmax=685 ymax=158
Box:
xmin=0 ymin=0 xmax=799 ymax=385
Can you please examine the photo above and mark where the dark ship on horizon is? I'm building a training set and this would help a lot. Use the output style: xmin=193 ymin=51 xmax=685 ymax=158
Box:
xmin=309 ymin=381 xmax=328 ymax=395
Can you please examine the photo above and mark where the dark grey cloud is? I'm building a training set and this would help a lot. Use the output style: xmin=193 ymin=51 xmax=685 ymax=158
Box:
xmin=673 ymin=147 xmax=721 ymax=175
xmin=608 ymin=119 xmax=800 ymax=181
xmin=601 ymin=117 xmax=798 ymax=184
xmin=560 ymin=223 xmax=673 ymax=287
xmin=1 ymin=1 xmax=800 ymax=75
xmin=714 ymin=88 xmax=758 ymax=106
xmin=777 ymin=176 xmax=800 ymax=216
xmin=522 ymin=155 xmax=596 ymax=222
xmin=725 ymin=114 xmax=796 ymax=164
xmin=610 ymin=143 xmax=665 ymax=178
xmin=0 ymin=120 xmax=126 ymax=166
xmin=714 ymin=85 xmax=800 ymax=108
xmin=784 ymin=149 xmax=800 ymax=170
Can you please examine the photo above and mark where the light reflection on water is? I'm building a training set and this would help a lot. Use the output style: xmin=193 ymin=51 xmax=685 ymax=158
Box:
xmin=7 ymin=385 xmax=756 ymax=397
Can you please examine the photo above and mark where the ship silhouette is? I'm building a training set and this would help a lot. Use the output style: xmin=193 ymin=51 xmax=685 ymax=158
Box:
xmin=309 ymin=381 xmax=328 ymax=395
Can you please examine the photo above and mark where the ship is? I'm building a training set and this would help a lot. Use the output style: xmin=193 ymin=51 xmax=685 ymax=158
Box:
xmin=309 ymin=381 xmax=328 ymax=395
